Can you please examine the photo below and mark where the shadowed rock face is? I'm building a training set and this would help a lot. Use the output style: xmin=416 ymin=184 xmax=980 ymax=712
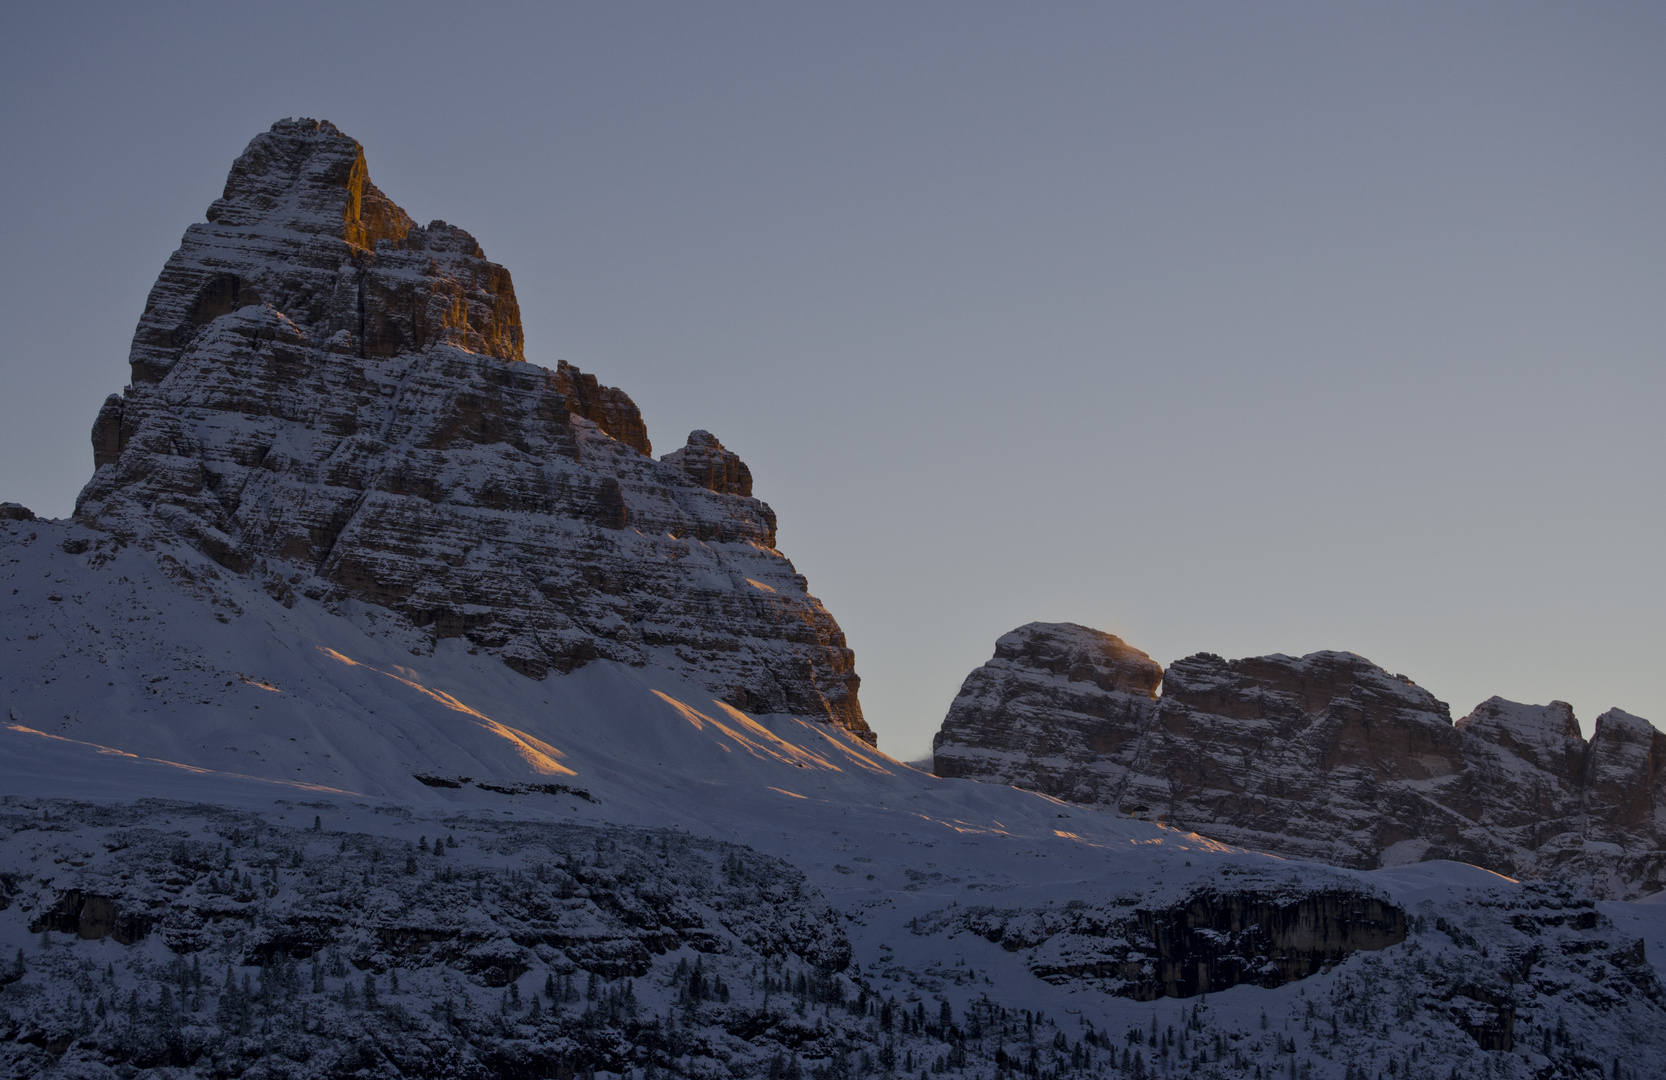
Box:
xmin=74 ymin=119 xmax=869 ymax=742
xmin=934 ymin=622 xmax=1666 ymax=896
xmin=30 ymin=891 xmax=151 ymax=946
xmin=1031 ymin=889 xmax=1408 ymax=1001
xmin=916 ymin=880 xmax=1408 ymax=1002
xmin=930 ymin=623 xmax=1162 ymax=802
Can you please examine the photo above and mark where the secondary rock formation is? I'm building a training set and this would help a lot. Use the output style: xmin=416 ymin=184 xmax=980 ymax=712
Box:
xmin=75 ymin=118 xmax=869 ymax=741
xmin=934 ymin=622 xmax=1666 ymax=896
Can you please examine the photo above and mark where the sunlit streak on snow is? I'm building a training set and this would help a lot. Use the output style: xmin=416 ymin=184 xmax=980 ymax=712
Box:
xmin=1150 ymin=823 xmax=1240 ymax=853
xmin=2 ymin=724 xmax=358 ymax=794
xmin=767 ymin=787 xmax=808 ymax=799
xmin=1123 ymin=824 xmax=1242 ymax=854
xmin=871 ymin=805 xmax=1016 ymax=838
xmin=650 ymin=691 xmax=841 ymax=771
xmin=744 ymin=578 xmax=777 ymax=594
xmin=316 ymin=647 xmax=575 ymax=776
xmin=241 ymin=678 xmax=281 ymax=692
xmin=786 ymin=718 xmax=896 ymax=775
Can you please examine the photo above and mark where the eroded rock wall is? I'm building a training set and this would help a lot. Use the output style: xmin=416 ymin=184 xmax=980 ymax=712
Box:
xmin=934 ymin=622 xmax=1666 ymax=895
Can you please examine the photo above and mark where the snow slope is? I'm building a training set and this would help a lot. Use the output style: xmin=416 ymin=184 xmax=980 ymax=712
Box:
xmin=5 ymin=514 xmax=1666 ymax=1078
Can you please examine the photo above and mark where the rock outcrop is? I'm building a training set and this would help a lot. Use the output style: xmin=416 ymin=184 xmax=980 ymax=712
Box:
xmin=934 ymin=622 xmax=1666 ymax=896
xmin=927 ymin=886 xmax=1408 ymax=1001
xmin=74 ymin=118 xmax=869 ymax=741
xmin=662 ymin=430 xmax=755 ymax=498
xmin=928 ymin=623 xmax=1162 ymax=802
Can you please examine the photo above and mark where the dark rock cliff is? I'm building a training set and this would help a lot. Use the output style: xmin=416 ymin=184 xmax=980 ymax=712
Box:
xmin=1023 ymin=888 xmax=1408 ymax=1001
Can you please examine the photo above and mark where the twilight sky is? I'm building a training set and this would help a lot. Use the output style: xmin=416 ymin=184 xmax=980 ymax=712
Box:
xmin=2 ymin=3 xmax=1662 ymax=758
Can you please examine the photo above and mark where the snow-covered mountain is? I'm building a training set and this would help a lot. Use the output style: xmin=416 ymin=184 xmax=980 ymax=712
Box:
xmin=77 ymin=117 xmax=865 ymax=739
xmin=1 ymin=120 xmax=1664 ymax=1079
xmin=933 ymin=623 xmax=1666 ymax=899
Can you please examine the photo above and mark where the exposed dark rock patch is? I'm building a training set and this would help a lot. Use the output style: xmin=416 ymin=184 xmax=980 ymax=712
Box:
xmin=1021 ymin=888 xmax=1408 ymax=1001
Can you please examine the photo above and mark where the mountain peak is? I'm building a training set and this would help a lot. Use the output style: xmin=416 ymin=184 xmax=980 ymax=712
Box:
xmin=127 ymin=118 xmax=523 ymax=385
xmin=77 ymin=120 xmax=869 ymax=742
xmin=204 ymin=118 xmax=414 ymax=248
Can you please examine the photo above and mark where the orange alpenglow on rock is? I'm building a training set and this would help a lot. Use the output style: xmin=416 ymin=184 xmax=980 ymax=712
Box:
xmin=75 ymin=118 xmax=870 ymax=743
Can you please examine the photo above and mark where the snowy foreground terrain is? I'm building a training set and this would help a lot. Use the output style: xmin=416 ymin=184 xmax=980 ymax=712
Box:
xmin=4 ymin=519 xmax=1666 ymax=1078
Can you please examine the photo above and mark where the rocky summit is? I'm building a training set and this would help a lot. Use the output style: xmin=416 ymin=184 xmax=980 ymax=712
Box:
xmin=933 ymin=622 xmax=1666 ymax=897
xmin=74 ymin=118 xmax=868 ymax=741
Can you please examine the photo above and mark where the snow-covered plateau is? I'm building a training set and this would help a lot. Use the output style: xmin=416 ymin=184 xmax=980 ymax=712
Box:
xmin=1 ymin=119 xmax=1663 ymax=1079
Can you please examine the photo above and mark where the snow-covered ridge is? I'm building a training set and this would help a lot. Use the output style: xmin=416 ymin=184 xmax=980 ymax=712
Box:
xmin=934 ymin=622 xmax=1666 ymax=899
xmin=74 ymin=118 xmax=866 ymax=739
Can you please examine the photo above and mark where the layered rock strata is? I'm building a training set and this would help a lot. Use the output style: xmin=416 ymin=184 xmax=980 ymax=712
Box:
xmin=75 ymin=118 xmax=868 ymax=741
xmin=934 ymin=622 xmax=1666 ymax=895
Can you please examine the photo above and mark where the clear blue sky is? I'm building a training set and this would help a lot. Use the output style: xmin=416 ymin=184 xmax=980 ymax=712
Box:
xmin=3 ymin=3 xmax=1662 ymax=757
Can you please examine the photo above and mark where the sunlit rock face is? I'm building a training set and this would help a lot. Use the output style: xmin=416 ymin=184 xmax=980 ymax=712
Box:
xmin=74 ymin=118 xmax=868 ymax=742
xmin=935 ymin=622 xmax=1666 ymax=896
